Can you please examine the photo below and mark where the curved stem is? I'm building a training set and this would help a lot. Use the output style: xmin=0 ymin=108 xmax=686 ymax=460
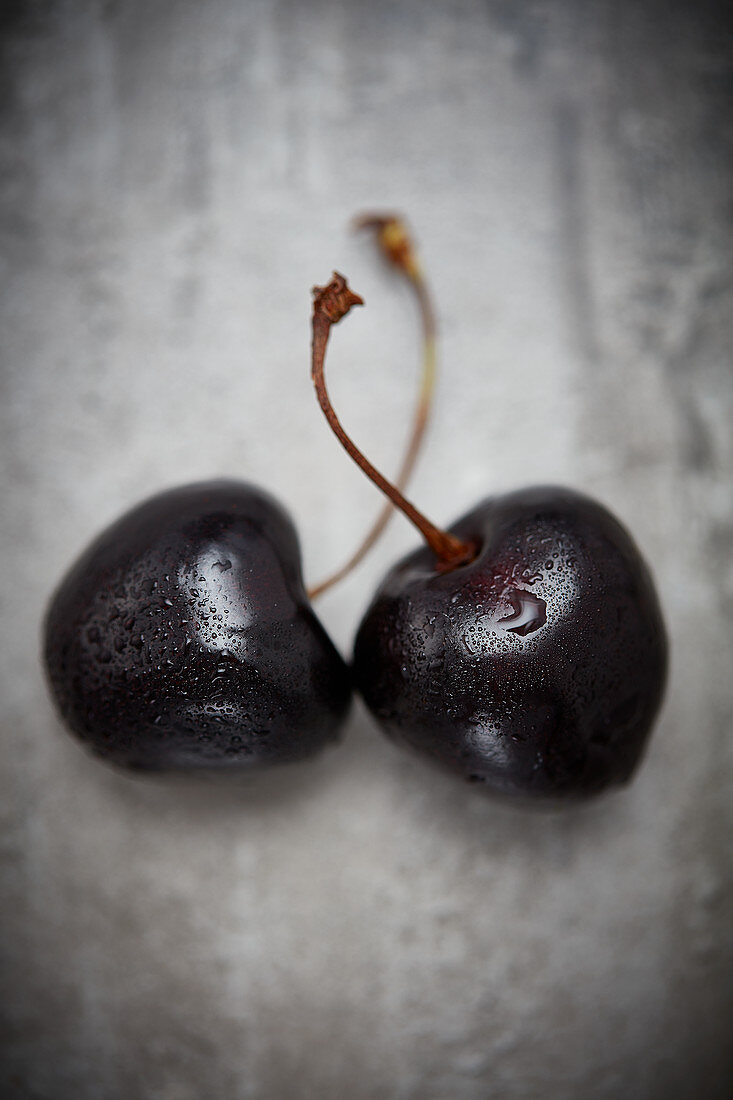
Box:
xmin=309 ymin=215 xmax=436 ymax=598
xmin=308 ymin=273 xmax=476 ymax=573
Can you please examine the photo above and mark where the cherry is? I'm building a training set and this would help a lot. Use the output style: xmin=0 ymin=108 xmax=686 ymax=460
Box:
xmin=311 ymin=275 xmax=668 ymax=801
xmin=354 ymin=488 xmax=667 ymax=799
xmin=44 ymin=481 xmax=351 ymax=771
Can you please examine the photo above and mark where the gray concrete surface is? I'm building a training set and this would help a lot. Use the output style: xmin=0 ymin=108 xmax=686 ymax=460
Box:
xmin=1 ymin=2 xmax=732 ymax=1097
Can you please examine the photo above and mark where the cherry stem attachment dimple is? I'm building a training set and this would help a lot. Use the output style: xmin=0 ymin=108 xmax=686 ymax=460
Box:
xmin=308 ymin=214 xmax=437 ymax=598
xmin=309 ymin=273 xmax=476 ymax=572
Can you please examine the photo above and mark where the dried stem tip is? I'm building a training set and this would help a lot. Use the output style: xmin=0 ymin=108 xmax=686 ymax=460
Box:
xmin=353 ymin=214 xmax=420 ymax=280
xmin=312 ymin=273 xmax=364 ymax=325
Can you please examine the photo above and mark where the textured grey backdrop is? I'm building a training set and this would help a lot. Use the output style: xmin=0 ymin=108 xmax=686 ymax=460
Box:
xmin=1 ymin=2 xmax=732 ymax=1098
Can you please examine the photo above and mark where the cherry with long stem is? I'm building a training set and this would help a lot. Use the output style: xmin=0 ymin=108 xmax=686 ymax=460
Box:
xmin=308 ymin=215 xmax=437 ymax=598
xmin=310 ymin=273 xmax=476 ymax=572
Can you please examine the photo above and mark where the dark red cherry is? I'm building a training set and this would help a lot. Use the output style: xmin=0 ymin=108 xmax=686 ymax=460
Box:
xmin=353 ymin=487 xmax=667 ymax=800
xmin=44 ymin=481 xmax=351 ymax=771
xmin=309 ymin=275 xmax=667 ymax=801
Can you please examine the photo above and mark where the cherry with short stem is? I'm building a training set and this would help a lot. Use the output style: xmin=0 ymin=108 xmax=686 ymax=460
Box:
xmin=310 ymin=273 xmax=477 ymax=573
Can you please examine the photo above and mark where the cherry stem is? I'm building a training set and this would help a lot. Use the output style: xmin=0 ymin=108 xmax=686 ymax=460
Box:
xmin=309 ymin=214 xmax=437 ymax=599
xmin=309 ymin=273 xmax=476 ymax=572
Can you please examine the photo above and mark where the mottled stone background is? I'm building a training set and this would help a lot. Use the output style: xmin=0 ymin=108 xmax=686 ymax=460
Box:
xmin=1 ymin=2 xmax=732 ymax=1097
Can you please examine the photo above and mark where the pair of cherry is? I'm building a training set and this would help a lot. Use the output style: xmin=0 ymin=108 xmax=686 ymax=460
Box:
xmin=44 ymin=220 xmax=667 ymax=803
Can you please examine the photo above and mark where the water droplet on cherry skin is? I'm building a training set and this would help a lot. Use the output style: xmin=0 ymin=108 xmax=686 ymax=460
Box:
xmin=494 ymin=587 xmax=547 ymax=637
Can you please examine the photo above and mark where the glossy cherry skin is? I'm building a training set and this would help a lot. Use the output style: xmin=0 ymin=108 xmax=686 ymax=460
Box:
xmin=44 ymin=481 xmax=351 ymax=771
xmin=354 ymin=487 xmax=667 ymax=801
